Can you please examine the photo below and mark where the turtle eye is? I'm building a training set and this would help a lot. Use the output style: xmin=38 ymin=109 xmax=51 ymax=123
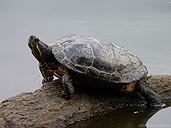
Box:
xmin=34 ymin=38 xmax=40 ymax=42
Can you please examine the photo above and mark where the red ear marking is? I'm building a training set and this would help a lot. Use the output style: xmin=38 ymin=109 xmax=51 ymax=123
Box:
xmin=43 ymin=43 xmax=47 ymax=49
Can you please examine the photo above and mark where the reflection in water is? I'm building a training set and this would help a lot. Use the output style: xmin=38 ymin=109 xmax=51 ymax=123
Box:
xmin=72 ymin=103 xmax=171 ymax=128
xmin=71 ymin=107 xmax=157 ymax=128
xmin=71 ymin=100 xmax=171 ymax=128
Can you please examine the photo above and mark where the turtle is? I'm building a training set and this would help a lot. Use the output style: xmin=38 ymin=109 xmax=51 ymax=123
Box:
xmin=28 ymin=34 xmax=163 ymax=108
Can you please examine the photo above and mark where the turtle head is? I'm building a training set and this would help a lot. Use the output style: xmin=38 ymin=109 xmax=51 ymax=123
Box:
xmin=28 ymin=35 xmax=52 ymax=64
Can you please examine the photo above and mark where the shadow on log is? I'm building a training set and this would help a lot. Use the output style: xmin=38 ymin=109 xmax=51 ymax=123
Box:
xmin=0 ymin=75 xmax=171 ymax=127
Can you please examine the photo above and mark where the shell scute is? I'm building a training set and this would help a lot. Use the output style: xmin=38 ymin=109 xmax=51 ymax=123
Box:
xmin=110 ymin=73 xmax=122 ymax=82
xmin=99 ymin=72 xmax=111 ymax=81
xmin=74 ymin=65 xmax=87 ymax=74
xmin=86 ymin=67 xmax=99 ymax=78
xmin=64 ymin=43 xmax=93 ymax=67
xmin=54 ymin=51 xmax=65 ymax=61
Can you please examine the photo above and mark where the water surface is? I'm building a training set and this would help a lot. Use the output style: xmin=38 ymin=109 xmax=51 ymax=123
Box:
xmin=71 ymin=105 xmax=171 ymax=128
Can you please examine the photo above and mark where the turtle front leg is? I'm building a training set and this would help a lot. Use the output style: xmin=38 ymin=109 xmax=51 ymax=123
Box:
xmin=61 ymin=74 xmax=75 ymax=100
xmin=39 ymin=65 xmax=54 ymax=83
xmin=136 ymin=77 xmax=165 ymax=109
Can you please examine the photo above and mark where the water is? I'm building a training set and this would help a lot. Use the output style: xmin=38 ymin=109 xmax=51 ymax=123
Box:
xmin=146 ymin=106 xmax=171 ymax=128
xmin=0 ymin=0 xmax=171 ymax=127
xmin=72 ymin=106 xmax=171 ymax=128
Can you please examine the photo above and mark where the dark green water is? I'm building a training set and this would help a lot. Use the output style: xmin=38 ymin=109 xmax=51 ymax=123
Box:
xmin=72 ymin=104 xmax=171 ymax=128
xmin=74 ymin=107 xmax=156 ymax=128
xmin=0 ymin=0 xmax=171 ymax=127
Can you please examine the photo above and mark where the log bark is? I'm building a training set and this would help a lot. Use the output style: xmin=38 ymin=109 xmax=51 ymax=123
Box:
xmin=0 ymin=75 xmax=171 ymax=128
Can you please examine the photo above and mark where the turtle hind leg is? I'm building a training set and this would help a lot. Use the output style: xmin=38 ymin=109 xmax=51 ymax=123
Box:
xmin=131 ymin=90 xmax=147 ymax=107
xmin=61 ymin=74 xmax=74 ymax=100
xmin=136 ymin=77 xmax=165 ymax=109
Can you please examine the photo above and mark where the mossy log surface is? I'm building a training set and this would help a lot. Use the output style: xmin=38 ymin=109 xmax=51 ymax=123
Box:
xmin=0 ymin=75 xmax=171 ymax=128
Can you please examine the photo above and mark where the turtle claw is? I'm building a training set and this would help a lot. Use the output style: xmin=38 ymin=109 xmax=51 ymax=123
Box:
xmin=61 ymin=90 xmax=65 ymax=96
xmin=42 ymin=77 xmax=53 ymax=83
xmin=148 ymin=95 xmax=165 ymax=109
xmin=150 ymin=103 xmax=165 ymax=109
xmin=61 ymin=91 xmax=71 ymax=100
xmin=42 ymin=79 xmax=47 ymax=83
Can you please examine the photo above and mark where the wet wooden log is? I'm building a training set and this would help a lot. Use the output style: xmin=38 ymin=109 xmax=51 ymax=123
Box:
xmin=0 ymin=75 xmax=171 ymax=128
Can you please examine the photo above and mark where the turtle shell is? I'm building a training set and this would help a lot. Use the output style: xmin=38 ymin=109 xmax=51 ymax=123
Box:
xmin=51 ymin=34 xmax=148 ymax=83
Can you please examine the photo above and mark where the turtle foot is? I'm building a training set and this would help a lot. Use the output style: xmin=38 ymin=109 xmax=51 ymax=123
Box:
xmin=149 ymin=103 xmax=165 ymax=109
xmin=42 ymin=77 xmax=54 ymax=83
xmin=147 ymin=93 xmax=165 ymax=109
xmin=61 ymin=91 xmax=71 ymax=100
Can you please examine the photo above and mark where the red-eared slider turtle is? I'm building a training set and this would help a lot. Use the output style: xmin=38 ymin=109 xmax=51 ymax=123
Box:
xmin=28 ymin=34 xmax=163 ymax=108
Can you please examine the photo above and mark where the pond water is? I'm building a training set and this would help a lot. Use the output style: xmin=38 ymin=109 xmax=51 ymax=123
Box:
xmin=0 ymin=0 xmax=171 ymax=127
xmin=71 ymin=105 xmax=171 ymax=128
